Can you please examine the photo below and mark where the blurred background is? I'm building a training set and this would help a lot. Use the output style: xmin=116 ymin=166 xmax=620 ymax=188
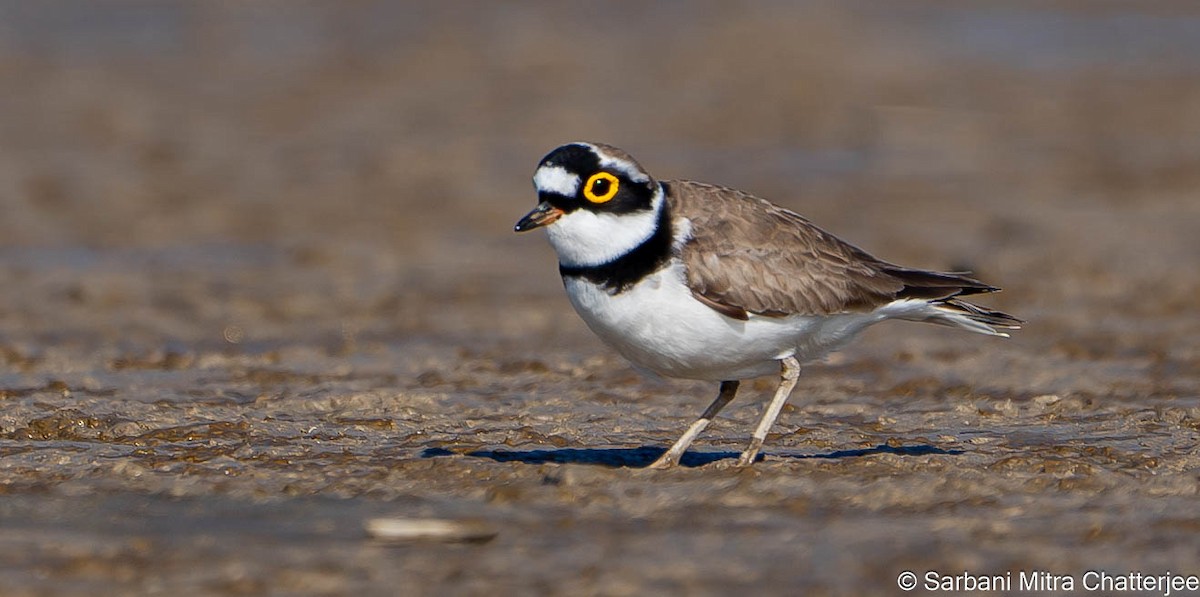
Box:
xmin=1 ymin=1 xmax=1197 ymax=353
xmin=0 ymin=2 xmax=1197 ymax=594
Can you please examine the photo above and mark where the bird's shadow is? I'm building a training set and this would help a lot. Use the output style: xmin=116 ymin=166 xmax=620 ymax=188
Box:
xmin=420 ymin=444 xmax=962 ymax=468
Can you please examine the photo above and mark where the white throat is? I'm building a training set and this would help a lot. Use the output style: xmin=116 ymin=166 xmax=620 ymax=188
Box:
xmin=545 ymin=184 xmax=665 ymax=268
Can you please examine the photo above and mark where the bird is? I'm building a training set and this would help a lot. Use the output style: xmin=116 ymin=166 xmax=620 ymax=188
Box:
xmin=514 ymin=142 xmax=1021 ymax=468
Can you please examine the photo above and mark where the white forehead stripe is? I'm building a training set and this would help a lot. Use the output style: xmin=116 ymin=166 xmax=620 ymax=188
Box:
xmin=576 ymin=142 xmax=651 ymax=183
xmin=533 ymin=166 xmax=580 ymax=196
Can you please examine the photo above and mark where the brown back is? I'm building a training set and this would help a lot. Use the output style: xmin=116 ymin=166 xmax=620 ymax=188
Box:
xmin=667 ymin=180 xmax=995 ymax=318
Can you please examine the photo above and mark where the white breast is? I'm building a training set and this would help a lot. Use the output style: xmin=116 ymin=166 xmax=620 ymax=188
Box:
xmin=563 ymin=260 xmax=887 ymax=381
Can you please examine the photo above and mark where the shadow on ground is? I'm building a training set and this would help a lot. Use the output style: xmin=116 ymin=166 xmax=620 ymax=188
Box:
xmin=420 ymin=444 xmax=963 ymax=468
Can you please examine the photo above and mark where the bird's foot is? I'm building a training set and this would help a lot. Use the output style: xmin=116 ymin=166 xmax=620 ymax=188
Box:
xmin=736 ymin=438 xmax=765 ymax=466
xmin=646 ymin=451 xmax=681 ymax=470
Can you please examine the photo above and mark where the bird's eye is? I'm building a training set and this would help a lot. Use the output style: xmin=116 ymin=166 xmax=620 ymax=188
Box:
xmin=583 ymin=172 xmax=619 ymax=204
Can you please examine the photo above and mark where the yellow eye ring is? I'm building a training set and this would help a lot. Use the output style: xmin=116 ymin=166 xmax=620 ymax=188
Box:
xmin=582 ymin=172 xmax=620 ymax=204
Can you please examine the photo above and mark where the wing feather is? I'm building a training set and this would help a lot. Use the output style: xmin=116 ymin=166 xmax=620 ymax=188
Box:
xmin=666 ymin=180 xmax=995 ymax=317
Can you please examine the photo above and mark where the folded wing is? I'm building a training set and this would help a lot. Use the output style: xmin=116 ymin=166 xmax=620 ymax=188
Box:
xmin=666 ymin=180 xmax=1004 ymax=320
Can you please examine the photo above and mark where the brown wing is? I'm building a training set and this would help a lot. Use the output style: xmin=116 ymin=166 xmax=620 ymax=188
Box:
xmin=666 ymin=180 xmax=997 ymax=318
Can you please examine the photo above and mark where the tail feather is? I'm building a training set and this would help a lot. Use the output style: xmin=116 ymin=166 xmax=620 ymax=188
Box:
xmin=882 ymin=266 xmax=998 ymax=300
xmin=868 ymin=263 xmax=1021 ymax=336
xmin=924 ymin=298 xmax=1023 ymax=337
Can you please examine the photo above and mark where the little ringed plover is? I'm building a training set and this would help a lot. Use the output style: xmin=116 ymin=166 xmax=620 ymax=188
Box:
xmin=515 ymin=142 xmax=1021 ymax=468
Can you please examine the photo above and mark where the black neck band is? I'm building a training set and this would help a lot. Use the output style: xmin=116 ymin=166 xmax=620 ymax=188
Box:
xmin=559 ymin=195 xmax=673 ymax=294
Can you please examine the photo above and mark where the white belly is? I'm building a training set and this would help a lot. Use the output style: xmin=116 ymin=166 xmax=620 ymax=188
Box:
xmin=563 ymin=261 xmax=887 ymax=381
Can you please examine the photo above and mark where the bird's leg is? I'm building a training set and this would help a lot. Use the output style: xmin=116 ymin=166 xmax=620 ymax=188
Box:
xmin=737 ymin=357 xmax=801 ymax=466
xmin=647 ymin=380 xmax=740 ymax=469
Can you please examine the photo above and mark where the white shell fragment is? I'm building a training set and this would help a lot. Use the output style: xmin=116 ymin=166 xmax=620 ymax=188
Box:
xmin=365 ymin=518 xmax=498 ymax=544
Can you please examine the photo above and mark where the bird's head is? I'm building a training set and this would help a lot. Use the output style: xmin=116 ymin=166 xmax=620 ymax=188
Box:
xmin=516 ymin=142 xmax=663 ymax=268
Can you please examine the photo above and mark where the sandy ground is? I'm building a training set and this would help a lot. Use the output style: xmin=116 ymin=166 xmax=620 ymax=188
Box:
xmin=0 ymin=2 xmax=1198 ymax=595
